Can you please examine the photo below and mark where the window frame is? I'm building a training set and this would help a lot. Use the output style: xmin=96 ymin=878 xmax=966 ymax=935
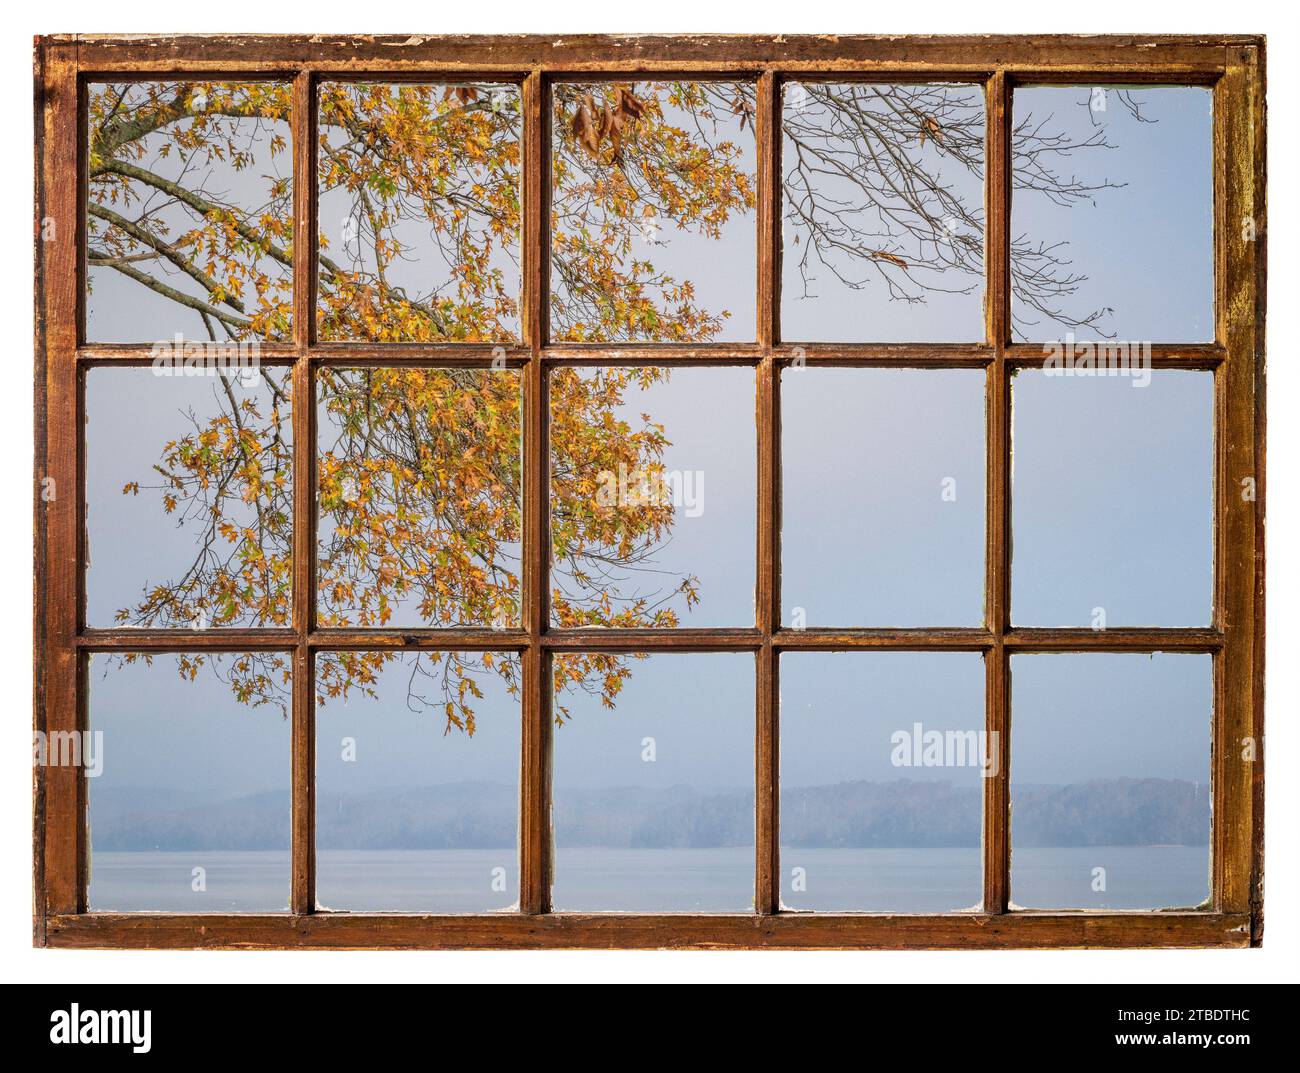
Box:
xmin=34 ymin=33 xmax=1266 ymax=950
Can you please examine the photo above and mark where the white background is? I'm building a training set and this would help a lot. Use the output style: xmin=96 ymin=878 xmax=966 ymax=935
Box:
xmin=2 ymin=1 xmax=1295 ymax=986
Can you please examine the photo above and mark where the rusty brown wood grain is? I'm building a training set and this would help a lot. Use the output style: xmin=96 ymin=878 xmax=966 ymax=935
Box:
xmin=1214 ymin=49 xmax=1265 ymax=931
xmin=38 ymin=43 xmax=85 ymax=920
xmin=520 ymin=70 xmax=550 ymax=914
xmin=982 ymin=69 xmax=1012 ymax=915
xmin=45 ymin=911 xmax=1252 ymax=950
xmin=56 ymin=33 xmax=1253 ymax=73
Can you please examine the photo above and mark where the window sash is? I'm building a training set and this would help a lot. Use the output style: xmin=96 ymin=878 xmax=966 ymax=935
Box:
xmin=34 ymin=33 xmax=1265 ymax=950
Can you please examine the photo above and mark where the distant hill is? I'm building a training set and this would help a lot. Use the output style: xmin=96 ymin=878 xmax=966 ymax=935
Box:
xmin=319 ymin=781 xmax=517 ymax=849
xmin=88 ymin=777 xmax=1208 ymax=851
xmin=89 ymin=786 xmax=291 ymax=851
xmin=1012 ymin=778 xmax=1209 ymax=848
xmin=782 ymin=779 xmax=979 ymax=847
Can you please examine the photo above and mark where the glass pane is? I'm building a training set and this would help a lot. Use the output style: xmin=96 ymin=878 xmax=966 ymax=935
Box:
xmin=86 ymin=652 xmax=292 ymax=912
xmin=86 ymin=367 xmax=293 ymax=630
xmin=780 ymin=652 xmax=985 ymax=912
xmin=550 ymin=82 xmax=756 ymax=342
xmin=317 ymin=82 xmax=522 ymax=342
xmin=317 ymin=368 xmax=522 ymax=629
xmin=1010 ymin=653 xmax=1212 ymax=910
xmin=782 ymin=82 xmax=985 ymax=342
xmin=782 ymin=368 xmax=985 ymax=627
xmin=88 ymin=81 xmax=293 ymax=343
xmin=550 ymin=366 xmax=756 ymax=628
xmin=1011 ymin=368 xmax=1212 ymax=627
xmin=551 ymin=653 xmax=754 ymax=912
xmin=1010 ymin=85 xmax=1213 ymax=342
xmin=315 ymin=652 xmax=520 ymax=912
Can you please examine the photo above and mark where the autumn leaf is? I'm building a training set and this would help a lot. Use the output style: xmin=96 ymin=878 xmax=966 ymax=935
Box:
xmin=94 ymin=79 xmax=757 ymax=724
xmin=572 ymin=97 xmax=600 ymax=156
xmin=732 ymin=92 xmax=755 ymax=131
xmin=444 ymin=86 xmax=479 ymax=105
xmin=870 ymin=249 xmax=909 ymax=270
xmin=614 ymin=86 xmax=646 ymax=120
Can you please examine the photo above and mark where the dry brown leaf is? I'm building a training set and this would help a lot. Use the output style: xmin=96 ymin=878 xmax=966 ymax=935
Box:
xmin=615 ymin=87 xmax=647 ymax=120
xmin=870 ymin=249 xmax=908 ymax=269
xmin=444 ymin=86 xmax=479 ymax=106
xmin=572 ymin=99 xmax=600 ymax=155
xmin=733 ymin=93 xmax=755 ymax=130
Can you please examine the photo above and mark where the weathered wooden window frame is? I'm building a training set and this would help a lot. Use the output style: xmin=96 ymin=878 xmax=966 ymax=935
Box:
xmin=33 ymin=33 xmax=1266 ymax=950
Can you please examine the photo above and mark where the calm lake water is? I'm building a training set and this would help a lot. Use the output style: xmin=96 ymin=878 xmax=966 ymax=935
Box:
xmin=88 ymin=845 xmax=1209 ymax=914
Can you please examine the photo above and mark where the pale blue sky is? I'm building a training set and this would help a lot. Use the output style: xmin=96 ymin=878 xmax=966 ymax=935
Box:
xmin=781 ymin=82 xmax=987 ymax=343
xmin=1011 ymin=86 xmax=1213 ymax=342
xmin=1011 ymin=368 xmax=1213 ymax=626
xmin=552 ymin=366 xmax=757 ymax=628
xmin=84 ymin=83 xmax=1217 ymax=827
xmin=782 ymin=368 xmax=986 ymax=627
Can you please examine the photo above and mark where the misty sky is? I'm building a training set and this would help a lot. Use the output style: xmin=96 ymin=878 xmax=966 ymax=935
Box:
xmin=1012 ymin=367 xmax=1212 ymax=626
xmin=1010 ymin=86 xmax=1213 ymax=342
xmin=83 ymin=81 xmax=1217 ymax=890
xmin=782 ymin=368 xmax=986 ymax=626
xmin=552 ymin=366 xmax=757 ymax=627
xmin=781 ymin=82 xmax=987 ymax=342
